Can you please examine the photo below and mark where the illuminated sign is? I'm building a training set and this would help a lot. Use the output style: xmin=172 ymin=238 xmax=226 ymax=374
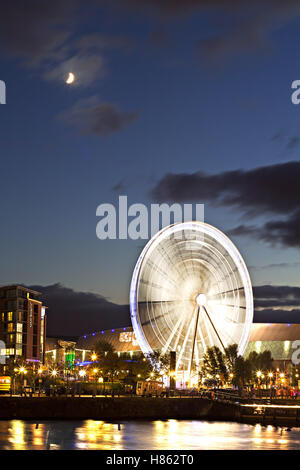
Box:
xmin=119 ymin=331 xmax=138 ymax=345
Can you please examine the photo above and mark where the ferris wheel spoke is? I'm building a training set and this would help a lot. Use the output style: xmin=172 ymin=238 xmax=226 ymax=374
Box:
xmin=161 ymin=315 xmax=187 ymax=355
xmin=172 ymin=309 xmax=191 ymax=352
xmin=176 ymin=304 xmax=198 ymax=371
xmin=189 ymin=306 xmax=201 ymax=375
xmin=202 ymin=305 xmax=226 ymax=352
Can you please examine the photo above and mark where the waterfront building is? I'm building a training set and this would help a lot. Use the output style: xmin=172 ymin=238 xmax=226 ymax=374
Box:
xmin=0 ymin=285 xmax=46 ymax=364
xmin=45 ymin=337 xmax=78 ymax=368
xmin=74 ymin=323 xmax=300 ymax=372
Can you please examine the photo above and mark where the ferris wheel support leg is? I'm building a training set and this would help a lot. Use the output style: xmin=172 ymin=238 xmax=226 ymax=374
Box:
xmin=189 ymin=306 xmax=201 ymax=383
xmin=202 ymin=305 xmax=226 ymax=353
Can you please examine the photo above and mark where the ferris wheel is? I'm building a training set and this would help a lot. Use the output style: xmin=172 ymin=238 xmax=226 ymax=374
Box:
xmin=130 ymin=221 xmax=253 ymax=374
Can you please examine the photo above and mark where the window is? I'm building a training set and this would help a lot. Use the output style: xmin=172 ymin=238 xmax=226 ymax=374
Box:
xmin=7 ymin=312 xmax=13 ymax=321
xmin=7 ymin=323 xmax=14 ymax=332
xmin=16 ymin=333 xmax=22 ymax=344
xmin=1 ymin=312 xmax=4 ymax=322
xmin=16 ymin=323 xmax=22 ymax=332
xmin=6 ymin=300 xmax=16 ymax=310
xmin=6 ymin=348 xmax=14 ymax=355
xmin=6 ymin=289 xmax=16 ymax=298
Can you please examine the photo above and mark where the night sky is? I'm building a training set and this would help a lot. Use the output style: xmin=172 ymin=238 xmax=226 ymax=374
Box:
xmin=1 ymin=1 xmax=300 ymax=335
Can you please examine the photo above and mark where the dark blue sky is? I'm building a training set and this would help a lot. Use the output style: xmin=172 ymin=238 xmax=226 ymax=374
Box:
xmin=1 ymin=1 xmax=300 ymax=333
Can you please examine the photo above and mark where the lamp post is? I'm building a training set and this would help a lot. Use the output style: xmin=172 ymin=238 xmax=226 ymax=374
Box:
xmin=38 ymin=368 xmax=43 ymax=396
xmin=19 ymin=367 xmax=27 ymax=396
xmin=79 ymin=369 xmax=86 ymax=397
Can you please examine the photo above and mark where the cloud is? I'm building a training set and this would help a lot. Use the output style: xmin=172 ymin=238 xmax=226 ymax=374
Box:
xmin=112 ymin=180 xmax=126 ymax=192
xmin=60 ymin=96 xmax=139 ymax=136
xmin=287 ymin=136 xmax=300 ymax=151
xmin=151 ymin=161 xmax=300 ymax=214
xmin=250 ymin=262 xmax=300 ymax=271
xmin=228 ymin=210 xmax=300 ymax=248
xmin=29 ymin=283 xmax=130 ymax=336
xmin=44 ymin=54 xmax=106 ymax=87
xmin=151 ymin=161 xmax=300 ymax=248
xmin=77 ymin=32 xmax=134 ymax=52
xmin=28 ymin=283 xmax=300 ymax=335
xmin=0 ymin=0 xmax=76 ymax=65
xmin=253 ymin=285 xmax=300 ymax=323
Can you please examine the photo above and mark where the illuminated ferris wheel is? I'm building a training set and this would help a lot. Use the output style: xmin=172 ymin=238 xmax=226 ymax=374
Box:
xmin=130 ymin=222 xmax=253 ymax=374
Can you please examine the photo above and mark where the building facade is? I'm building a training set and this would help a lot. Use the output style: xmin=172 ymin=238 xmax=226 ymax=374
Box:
xmin=45 ymin=323 xmax=300 ymax=374
xmin=0 ymin=285 xmax=46 ymax=364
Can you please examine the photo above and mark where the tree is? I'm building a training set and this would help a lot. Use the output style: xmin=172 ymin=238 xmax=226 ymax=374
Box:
xmin=92 ymin=340 xmax=124 ymax=387
xmin=146 ymin=351 xmax=171 ymax=379
xmin=201 ymin=346 xmax=228 ymax=385
xmin=247 ymin=350 xmax=273 ymax=377
xmin=224 ymin=344 xmax=239 ymax=370
xmin=93 ymin=340 xmax=115 ymax=356
xmin=232 ymin=356 xmax=252 ymax=394
xmin=122 ymin=353 xmax=152 ymax=384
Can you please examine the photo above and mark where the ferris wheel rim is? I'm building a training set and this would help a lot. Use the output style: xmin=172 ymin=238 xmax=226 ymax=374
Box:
xmin=130 ymin=221 xmax=253 ymax=362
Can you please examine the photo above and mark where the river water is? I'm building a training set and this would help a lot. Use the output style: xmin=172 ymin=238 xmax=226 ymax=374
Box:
xmin=1 ymin=420 xmax=300 ymax=450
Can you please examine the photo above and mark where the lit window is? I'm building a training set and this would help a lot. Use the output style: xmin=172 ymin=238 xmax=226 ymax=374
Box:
xmin=16 ymin=323 xmax=22 ymax=333
xmin=7 ymin=322 xmax=13 ymax=332
xmin=7 ymin=312 xmax=13 ymax=321
xmin=16 ymin=333 xmax=22 ymax=344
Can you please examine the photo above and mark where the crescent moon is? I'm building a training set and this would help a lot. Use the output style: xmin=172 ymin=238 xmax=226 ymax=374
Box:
xmin=66 ymin=72 xmax=75 ymax=84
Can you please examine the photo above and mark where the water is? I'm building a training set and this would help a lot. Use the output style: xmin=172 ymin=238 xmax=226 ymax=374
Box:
xmin=1 ymin=420 xmax=300 ymax=450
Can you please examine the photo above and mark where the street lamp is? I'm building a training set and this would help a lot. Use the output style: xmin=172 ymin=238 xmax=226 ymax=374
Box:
xmin=79 ymin=370 xmax=86 ymax=378
xmin=91 ymin=353 xmax=97 ymax=362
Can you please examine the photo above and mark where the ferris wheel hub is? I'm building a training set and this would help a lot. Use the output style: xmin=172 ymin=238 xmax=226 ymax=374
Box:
xmin=196 ymin=293 xmax=207 ymax=306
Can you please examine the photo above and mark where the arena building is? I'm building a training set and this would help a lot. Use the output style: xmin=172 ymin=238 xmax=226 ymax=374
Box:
xmin=45 ymin=323 xmax=300 ymax=372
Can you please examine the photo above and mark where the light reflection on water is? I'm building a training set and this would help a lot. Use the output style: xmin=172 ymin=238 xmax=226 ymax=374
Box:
xmin=1 ymin=420 xmax=300 ymax=450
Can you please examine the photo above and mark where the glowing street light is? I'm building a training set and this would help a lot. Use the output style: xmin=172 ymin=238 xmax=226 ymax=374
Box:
xmin=93 ymin=368 xmax=98 ymax=374
xmin=91 ymin=353 xmax=97 ymax=362
xmin=268 ymin=372 xmax=273 ymax=378
xmin=51 ymin=370 xmax=57 ymax=377
xmin=79 ymin=370 xmax=86 ymax=378
xmin=256 ymin=371 xmax=262 ymax=378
